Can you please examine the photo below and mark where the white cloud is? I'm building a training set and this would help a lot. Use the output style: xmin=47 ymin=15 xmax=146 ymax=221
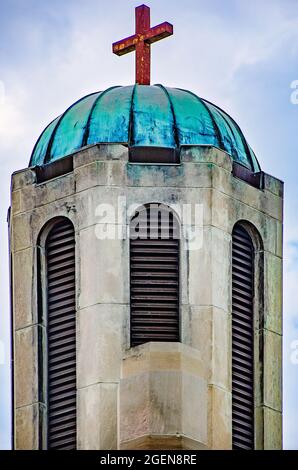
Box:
xmin=0 ymin=81 xmax=5 ymax=106
xmin=0 ymin=84 xmax=31 ymax=153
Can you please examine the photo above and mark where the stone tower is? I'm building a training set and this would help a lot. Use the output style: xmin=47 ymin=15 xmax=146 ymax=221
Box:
xmin=9 ymin=5 xmax=283 ymax=451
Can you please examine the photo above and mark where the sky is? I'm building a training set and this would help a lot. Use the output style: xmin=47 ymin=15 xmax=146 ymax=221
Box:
xmin=0 ymin=0 xmax=297 ymax=449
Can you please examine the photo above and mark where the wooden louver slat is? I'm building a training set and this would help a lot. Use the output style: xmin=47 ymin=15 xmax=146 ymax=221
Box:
xmin=130 ymin=206 xmax=180 ymax=347
xmin=46 ymin=220 xmax=76 ymax=450
xmin=232 ymin=225 xmax=255 ymax=450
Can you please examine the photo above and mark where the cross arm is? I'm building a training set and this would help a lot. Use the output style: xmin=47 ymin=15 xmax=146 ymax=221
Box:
xmin=145 ymin=22 xmax=173 ymax=44
xmin=113 ymin=35 xmax=138 ymax=56
xmin=112 ymin=21 xmax=173 ymax=56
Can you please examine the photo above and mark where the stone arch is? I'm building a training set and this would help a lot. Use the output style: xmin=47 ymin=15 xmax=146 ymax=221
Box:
xmin=129 ymin=203 xmax=181 ymax=347
xmin=231 ymin=220 xmax=264 ymax=450
xmin=37 ymin=216 xmax=77 ymax=449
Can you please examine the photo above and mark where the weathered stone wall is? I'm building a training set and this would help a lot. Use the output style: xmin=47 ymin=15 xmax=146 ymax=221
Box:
xmin=10 ymin=143 xmax=283 ymax=449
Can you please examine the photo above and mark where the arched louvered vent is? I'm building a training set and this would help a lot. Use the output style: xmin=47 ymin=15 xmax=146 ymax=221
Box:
xmin=232 ymin=225 xmax=255 ymax=450
xmin=45 ymin=219 xmax=76 ymax=450
xmin=130 ymin=205 xmax=180 ymax=347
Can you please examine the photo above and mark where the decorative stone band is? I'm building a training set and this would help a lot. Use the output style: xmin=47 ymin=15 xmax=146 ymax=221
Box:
xmin=31 ymin=144 xmax=264 ymax=190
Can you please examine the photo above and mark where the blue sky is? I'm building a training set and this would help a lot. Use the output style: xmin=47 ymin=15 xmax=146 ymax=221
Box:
xmin=0 ymin=0 xmax=297 ymax=449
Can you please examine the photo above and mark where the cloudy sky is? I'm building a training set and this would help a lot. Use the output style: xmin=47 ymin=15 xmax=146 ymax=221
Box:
xmin=0 ymin=0 xmax=298 ymax=449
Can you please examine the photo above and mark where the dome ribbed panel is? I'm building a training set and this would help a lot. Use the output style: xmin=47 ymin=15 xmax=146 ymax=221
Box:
xmin=87 ymin=86 xmax=132 ymax=145
xmin=203 ymin=101 xmax=238 ymax=159
xmin=212 ymin=106 xmax=251 ymax=169
xmin=30 ymin=116 xmax=61 ymax=166
xmin=49 ymin=93 xmax=100 ymax=162
xmin=248 ymin=146 xmax=261 ymax=173
xmin=203 ymin=100 xmax=257 ymax=171
xmin=132 ymin=85 xmax=176 ymax=148
xmin=165 ymin=88 xmax=219 ymax=147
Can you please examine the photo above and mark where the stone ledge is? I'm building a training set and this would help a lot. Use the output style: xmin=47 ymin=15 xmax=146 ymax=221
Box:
xmin=11 ymin=168 xmax=36 ymax=191
xmin=122 ymin=342 xmax=205 ymax=378
xmin=263 ymin=173 xmax=284 ymax=198
xmin=120 ymin=435 xmax=208 ymax=450
xmin=180 ymin=146 xmax=233 ymax=172
xmin=73 ymin=144 xmax=129 ymax=168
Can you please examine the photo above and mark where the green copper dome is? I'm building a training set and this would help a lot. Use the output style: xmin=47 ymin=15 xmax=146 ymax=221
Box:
xmin=30 ymin=84 xmax=260 ymax=172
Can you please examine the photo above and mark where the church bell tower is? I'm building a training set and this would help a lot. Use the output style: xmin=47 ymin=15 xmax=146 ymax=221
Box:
xmin=9 ymin=5 xmax=283 ymax=450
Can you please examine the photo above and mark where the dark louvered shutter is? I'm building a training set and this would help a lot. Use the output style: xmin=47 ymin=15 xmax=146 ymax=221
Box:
xmin=46 ymin=219 xmax=77 ymax=450
xmin=130 ymin=205 xmax=180 ymax=347
xmin=232 ymin=225 xmax=255 ymax=450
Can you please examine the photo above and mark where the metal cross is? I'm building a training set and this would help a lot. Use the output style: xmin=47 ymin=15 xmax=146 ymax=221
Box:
xmin=112 ymin=4 xmax=173 ymax=85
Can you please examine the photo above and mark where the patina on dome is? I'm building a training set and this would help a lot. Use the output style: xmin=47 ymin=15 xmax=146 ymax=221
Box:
xmin=30 ymin=84 xmax=260 ymax=172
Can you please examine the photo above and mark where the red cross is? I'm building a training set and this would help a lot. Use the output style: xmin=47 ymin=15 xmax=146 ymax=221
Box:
xmin=112 ymin=4 xmax=173 ymax=85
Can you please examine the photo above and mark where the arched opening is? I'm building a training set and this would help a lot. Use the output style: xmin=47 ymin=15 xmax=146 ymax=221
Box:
xmin=130 ymin=204 xmax=180 ymax=347
xmin=231 ymin=222 xmax=263 ymax=450
xmin=38 ymin=217 xmax=77 ymax=450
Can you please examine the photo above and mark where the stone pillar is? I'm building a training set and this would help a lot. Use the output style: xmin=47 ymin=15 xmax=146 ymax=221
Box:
xmin=119 ymin=342 xmax=208 ymax=450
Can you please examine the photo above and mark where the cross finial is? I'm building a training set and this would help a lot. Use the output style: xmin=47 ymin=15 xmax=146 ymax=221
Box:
xmin=112 ymin=5 xmax=173 ymax=85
